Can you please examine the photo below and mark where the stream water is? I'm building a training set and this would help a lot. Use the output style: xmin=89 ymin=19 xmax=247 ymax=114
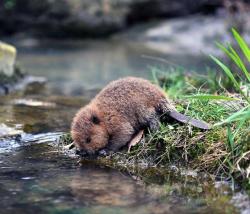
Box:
xmin=0 ymin=38 xmax=246 ymax=213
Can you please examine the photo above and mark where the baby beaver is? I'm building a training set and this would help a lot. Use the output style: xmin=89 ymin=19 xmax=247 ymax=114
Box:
xmin=71 ymin=77 xmax=209 ymax=157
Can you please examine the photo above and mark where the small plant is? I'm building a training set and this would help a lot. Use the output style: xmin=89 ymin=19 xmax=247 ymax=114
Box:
xmin=213 ymin=29 xmax=250 ymax=92
xmin=209 ymin=29 xmax=250 ymax=185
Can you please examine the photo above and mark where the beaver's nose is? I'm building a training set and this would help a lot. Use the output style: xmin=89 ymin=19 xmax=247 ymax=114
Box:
xmin=76 ymin=149 xmax=87 ymax=156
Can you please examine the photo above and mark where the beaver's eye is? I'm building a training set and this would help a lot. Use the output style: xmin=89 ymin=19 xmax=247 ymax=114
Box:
xmin=91 ymin=115 xmax=100 ymax=124
xmin=86 ymin=137 xmax=91 ymax=144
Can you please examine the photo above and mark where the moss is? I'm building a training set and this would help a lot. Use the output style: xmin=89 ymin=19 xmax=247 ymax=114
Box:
xmin=59 ymin=124 xmax=249 ymax=193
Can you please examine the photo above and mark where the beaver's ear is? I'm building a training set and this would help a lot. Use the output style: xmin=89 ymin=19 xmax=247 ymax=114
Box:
xmin=91 ymin=115 xmax=100 ymax=124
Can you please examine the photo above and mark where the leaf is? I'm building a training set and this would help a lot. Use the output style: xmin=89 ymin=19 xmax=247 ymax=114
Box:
xmin=228 ymin=44 xmax=250 ymax=82
xmin=227 ymin=126 xmax=234 ymax=152
xmin=216 ymin=42 xmax=250 ymax=82
xmin=232 ymin=28 xmax=250 ymax=62
xmin=210 ymin=55 xmax=250 ymax=103
xmin=214 ymin=106 xmax=250 ymax=126
xmin=233 ymin=119 xmax=246 ymax=139
xmin=127 ymin=130 xmax=144 ymax=153
xmin=210 ymin=55 xmax=241 ymax=91
xmin=216 ymin=42 xmax=241 ymax=68
xmin=183 ymin=94 xmax=238 ymax=101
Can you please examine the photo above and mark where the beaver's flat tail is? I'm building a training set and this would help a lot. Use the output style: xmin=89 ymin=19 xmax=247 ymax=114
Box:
xmin=169 ymin=111 xmax=210 ymax=130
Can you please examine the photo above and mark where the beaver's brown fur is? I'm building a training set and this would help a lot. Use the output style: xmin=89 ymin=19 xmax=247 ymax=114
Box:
xmin=71 ymin=77 xmax=208 ymax=156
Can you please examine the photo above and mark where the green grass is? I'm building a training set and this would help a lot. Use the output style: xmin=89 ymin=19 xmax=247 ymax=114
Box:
xmin=121 ymin=68 xmax=249 ymax=190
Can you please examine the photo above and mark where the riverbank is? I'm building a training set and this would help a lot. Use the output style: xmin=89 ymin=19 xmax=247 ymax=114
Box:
xmin=60 ymin=71 xmax=249 ymax=194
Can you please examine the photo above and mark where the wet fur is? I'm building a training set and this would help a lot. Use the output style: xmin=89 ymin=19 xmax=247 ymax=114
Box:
xmin=71 ymin=77 xmax=176 ymax=155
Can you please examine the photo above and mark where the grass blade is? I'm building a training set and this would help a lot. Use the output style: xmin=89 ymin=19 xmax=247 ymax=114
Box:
xmin=228 ymin=44 xmax=250 ymax=82
xmin=216 ymin=42 xmax=241 ymax=68
xmin=214 ymin=107 xmax=250 ymax=125
xmin=227 ymin=126 xmax=234 ymax=152
xmin=210 ymin=55 xmax=250 ymax=103
xmin=183 ymin=94 xmax=238 ymax=101
xmin=217 ymin=42 xmax=250 ymax=82
xmin=232 ymin=28 xmax=250 ymax=62
xmin=210 ymin=55 xmax=241 ymax=90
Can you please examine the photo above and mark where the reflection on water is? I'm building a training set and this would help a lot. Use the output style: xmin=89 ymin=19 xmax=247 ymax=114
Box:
xmin=0 ymin=143 xmax=237 ymax=214
xmin=0 ymin=94 xmax=87 ymax=133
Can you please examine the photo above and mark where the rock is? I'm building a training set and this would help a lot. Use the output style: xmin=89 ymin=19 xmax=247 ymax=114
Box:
xmin=0 ymin=41 xmax=46 ymax=95
xmin=0 ymin=42 xmax=16 ymax=76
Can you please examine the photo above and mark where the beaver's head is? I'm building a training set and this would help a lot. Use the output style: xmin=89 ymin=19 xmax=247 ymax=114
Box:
xmin=71 ymin=104 xmax=109 ymax=157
